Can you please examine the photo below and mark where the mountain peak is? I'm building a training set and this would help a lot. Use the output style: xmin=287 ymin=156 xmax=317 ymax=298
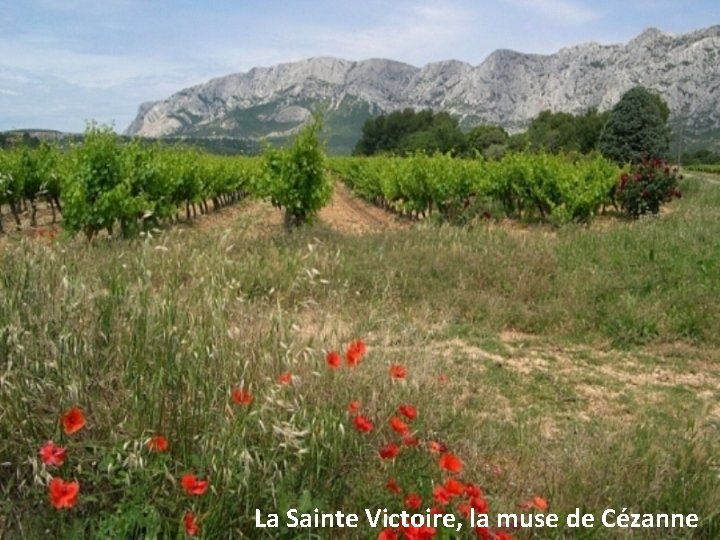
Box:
xmin=126 ymin=26 xmax=720 ymax=153
xmin=629 ymin=27 xmax=668 ymax=47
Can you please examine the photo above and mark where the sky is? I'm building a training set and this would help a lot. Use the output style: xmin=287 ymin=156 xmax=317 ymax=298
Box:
xmin=1 ymin=0 xmax=718 ymax=133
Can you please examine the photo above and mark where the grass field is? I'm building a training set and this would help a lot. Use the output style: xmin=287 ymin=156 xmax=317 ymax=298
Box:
xmin=1 ymin=174 xmax=719 ymax=538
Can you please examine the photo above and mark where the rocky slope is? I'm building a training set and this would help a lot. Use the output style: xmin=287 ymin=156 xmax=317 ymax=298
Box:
xmin=126 ymin=26 xmax=720 ymax=153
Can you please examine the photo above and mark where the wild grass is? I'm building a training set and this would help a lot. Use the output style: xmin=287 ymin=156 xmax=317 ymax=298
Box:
xmin=1 ymin=175 xmax=719 ymax=538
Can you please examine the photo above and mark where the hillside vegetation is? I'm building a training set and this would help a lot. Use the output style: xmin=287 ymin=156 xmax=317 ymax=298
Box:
xmin=1 ymin=169 xmax=719 ymax=537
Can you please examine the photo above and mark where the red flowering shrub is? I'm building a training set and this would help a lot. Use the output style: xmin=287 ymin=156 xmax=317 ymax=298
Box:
xmin=617 ymin=157 xmax=682 ymax=217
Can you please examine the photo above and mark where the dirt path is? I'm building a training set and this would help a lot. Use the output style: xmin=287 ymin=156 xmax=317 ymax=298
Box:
xmin=318 ymin=181 xmax=408 ymax=234
xmin=189 ymin=180 xmax=406 ymax=236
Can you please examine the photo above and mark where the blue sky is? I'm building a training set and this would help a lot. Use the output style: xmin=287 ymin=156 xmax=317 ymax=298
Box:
xmin=1 ymin=0 xmax=718 ymax=133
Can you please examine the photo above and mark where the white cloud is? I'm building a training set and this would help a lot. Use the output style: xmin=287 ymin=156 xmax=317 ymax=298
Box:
xmin=504 ymin=0 xmax=600 ymax=25
xmin=0 ymin=37 xmax=197 ymax=90
xmin=0 ymin=88 xmax=20 ymax=96
xmin=271 ymin=1 xmax=476 ymax=66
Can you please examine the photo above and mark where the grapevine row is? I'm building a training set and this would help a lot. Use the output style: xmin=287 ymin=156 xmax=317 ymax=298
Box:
xmin=329 ymin=152 xmax=622 ymax=223
xmin=0 ymin=125 xmax=263 ymax=238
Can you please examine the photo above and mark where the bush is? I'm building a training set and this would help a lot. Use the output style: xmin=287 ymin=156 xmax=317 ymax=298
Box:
xmin=261 ymin=116 xmax=332 ymax=229
xmin=616 ymin=158 xmax=682 ymax=217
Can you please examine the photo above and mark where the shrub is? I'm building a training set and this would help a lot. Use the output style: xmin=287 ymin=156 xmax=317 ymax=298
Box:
xmin=261 ymin=116 xmax=332 ymax=229
xmin=616 ymin=158 xmax=682 ymax=217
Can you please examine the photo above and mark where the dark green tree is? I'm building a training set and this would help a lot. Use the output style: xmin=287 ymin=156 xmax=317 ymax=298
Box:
xmin=527 ymin=110 xmax=578 ymax=153
xmin=575 ymin=108 xmax=609 ymax=154
xmin=466 ymin=125 xmax=509 ymax=154
xmin=599 ymin=86 xmax=671 ymax=164
xmin=354 ymin=109 xmax=465 ymax=156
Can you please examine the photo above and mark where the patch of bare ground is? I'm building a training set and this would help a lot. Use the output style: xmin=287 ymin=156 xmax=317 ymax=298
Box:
xmin=318 ymin=181 xmax=409 ymax=234
xmin=422 ymin=330 xmax=720 ymax=427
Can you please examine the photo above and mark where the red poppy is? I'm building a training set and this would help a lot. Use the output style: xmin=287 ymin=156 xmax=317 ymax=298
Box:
xmin=146 ymin=435 xmax=169 ymax=453
xmin=379 ymin=442 xmax=399 ymax=459
xmin=184 ymin=512 xmax=200 ymax=536
xmin=61 ymin=407 xmax=85 ymax=435
xmin=386 ymin=477 xmax=402 ymax=495
xmin=401 ymin=524 xmax=436 ymax=539
xmin=231 ymin=387 xmax=253 ymax=405
xmin=181 ymin=473 xmax=209 ymax=496
xmin=433 ymin=485 xmax=451 ymax=505
xmin=378 ymin=529 xmax=398 ymax=540
xmin=277 ymin=372 xmax=292 ymax=385
xmin=471 ymin=495 xmax=489 ymax=514
xmin=48 ymin=477 xmax=79 ymax=509
xmin=457 ymin=502 xmax=471 ymax=519
xmin=389 ymin=416 xmax=409 ymax=435
xmin=402 ymin=435 xmax=420 ymax=447
xmin=520 ymin=495 xmax=549 ymax=513
xmin=404 ymin=493 xmax=422 ymax=510
xmin=398 ymin=404 xmax=417 ymax=420
xmin=39 ymin=441 xmax=67 ymax=467
xmin=439 ymin=452 xmax=462 ymax=473
xmin=346 ymin=339 xmax=366 ymax=367
xmin=444 ymin=478 xmax=465 ymax=496
xmin=465 ymin=483 xmax=483 ymax=498
xmin=390 ymin=364 xmax=407 ymax=379
xmin=326 ymin=351 xmax=342 ymax=370
xmin=438 ymin=373 xmax=448 ymax=383
xmin=347 ymin=400 xmax=361 ymax=414
xmin=353 ymin=414 xmax=374 ymax=433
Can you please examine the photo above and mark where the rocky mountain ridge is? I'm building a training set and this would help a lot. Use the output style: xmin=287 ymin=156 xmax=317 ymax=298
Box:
xmin=126 ymin=26 xmax=720 ymax=153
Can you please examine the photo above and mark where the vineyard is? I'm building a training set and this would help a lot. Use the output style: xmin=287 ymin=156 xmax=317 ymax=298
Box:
xmin=0 ymin=125 xmax=262 ymax=238
xmin=329 ymin=153 xmax=622 ymax=224
xmin=685 ymin=164 xmax=720 ymax=175
xmin=2 ymin=125 xmax=719 ymax=537
xmin=1 ymin=126 xmax=628 ymax=240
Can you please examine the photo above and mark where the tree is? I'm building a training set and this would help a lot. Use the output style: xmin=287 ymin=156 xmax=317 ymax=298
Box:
xmin=575 ymin=108 xmax=609 ymax=154
xmin=261 ymin=116 xmax=332 ymax=229
xmin=599 ymin=86 xmax=671 ymax=164
xmin=354 ymin=109 xmax=465 ymax=156
xmin=466 ymin=125 xmax=509 ymax=155
xmin=527 ymin=110 xmax=578 ymax=153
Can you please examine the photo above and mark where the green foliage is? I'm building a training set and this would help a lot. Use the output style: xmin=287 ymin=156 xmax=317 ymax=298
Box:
xmin=3 ymin=176 xmax=720 ymax=536
xmin=465 ymin=125 xmax=509 ymax=157
xmin=682 ymin=148 xmax=720 ymax=166
xmin=617 ymin=158 xmax=682 ymax=217
xmin=331 ymin=152 xmax=620 ymax=224
xmin=354 ymin=108 xmax=467 ymax=156
xmin=62 ymin=123 xmax=126 ymax=237
xmin=2 ymin=122 xmax=258 ymax=238
xmin=525 ymin=108 xmax=609 ymax=154
xmin=260 ymin=117 xmax=332 ymax=229
xmin=599 ymin=86 xmax=672 ymax=164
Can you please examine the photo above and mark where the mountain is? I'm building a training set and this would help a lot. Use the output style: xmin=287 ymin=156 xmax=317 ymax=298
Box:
xmin=126 ymin=26 xmax=720 ymax=154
